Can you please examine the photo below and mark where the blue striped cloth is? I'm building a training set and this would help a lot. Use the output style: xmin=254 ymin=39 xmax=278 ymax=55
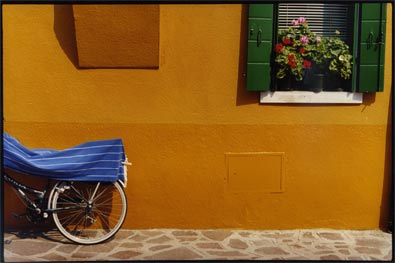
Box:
xmin=3 ymin=132 xmax=126 ymax=183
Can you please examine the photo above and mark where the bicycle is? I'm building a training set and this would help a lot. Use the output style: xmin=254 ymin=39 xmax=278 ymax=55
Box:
xmin=3 ymin=133 xmax=131 ymax=245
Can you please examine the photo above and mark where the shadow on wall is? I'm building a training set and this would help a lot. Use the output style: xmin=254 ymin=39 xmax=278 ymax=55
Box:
xmin=379 ymin=93 xmax=393 ymax=231
xmin=236 ymin=4 xmax=260 ymax=106
xmin=53 ymin=5 xmax=79 ymax=68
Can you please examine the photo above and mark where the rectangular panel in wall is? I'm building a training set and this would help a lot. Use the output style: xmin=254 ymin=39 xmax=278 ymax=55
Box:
xmin=72 ymin=5 xmax=159 ymax=68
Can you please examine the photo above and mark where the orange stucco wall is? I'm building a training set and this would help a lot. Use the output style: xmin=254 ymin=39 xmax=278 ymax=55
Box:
xmin=2 ymin=4 xmax=392 ymax=230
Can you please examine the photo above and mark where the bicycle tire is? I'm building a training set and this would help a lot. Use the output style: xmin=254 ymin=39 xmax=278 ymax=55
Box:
xmin=50 ymin=181 xmax=127 ymax=245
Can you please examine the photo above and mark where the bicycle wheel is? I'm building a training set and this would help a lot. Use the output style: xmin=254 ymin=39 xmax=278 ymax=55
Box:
xmin=50 ymin=181 xmax=127 ymax=245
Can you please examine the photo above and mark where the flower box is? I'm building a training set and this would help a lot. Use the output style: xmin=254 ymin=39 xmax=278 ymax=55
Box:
xmin=274 ymin=17 xmax=352 ymax=92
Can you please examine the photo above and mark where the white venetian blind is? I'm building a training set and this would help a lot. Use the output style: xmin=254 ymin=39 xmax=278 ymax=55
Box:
xmin=278 ymin=3 xmax=350 ymax=40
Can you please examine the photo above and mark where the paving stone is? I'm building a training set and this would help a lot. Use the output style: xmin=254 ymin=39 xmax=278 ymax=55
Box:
xmin=5 ymin=240 xmax=57 ymax=256
xmin=77 ymin=242 xmax=118 ymax=253
xmin=71 ymin=252 xmax=98 ymax=259
xmin=3 ymin=229 xmax=392 ymax=261
xmin=315 ymin=245 xmax=331 ymax=249
xmin=285 ymin=256 xmax=311 ymax=260
xmin=228 ymin=238 xmax=248 ymax=249
xmin=369 ymin=256 xmax=386 ymax=260
xmin=140 ymin=230 xmax=164 ymax=236
xmin=146 ymin=235 xmax=172 ymax=244
xmin=347 ymin=230 xmax=367 ymax=237
xmin=145 ymin=247 xmax=203 ymax=260
xmin=176 ymin=237 xmax=198 ymax=242
xmin=39 ymin=253 xmax=68 ymax=261
xmin=2 ymin=256 xmax=28 ymax=262
xmin=302 ymin=231 xmax=315 ymax=239
xmin=207 ymin=250 xmax=247 ymax=257
xmin=369 ymin=231 xmax=392 ymax=238
xmin=260 ymin=232 xmax=296 ymax=239
xmin=130 ymin=234 xmax=150 ymax=241
xmin=239 ymin=232 xmax=251 ymax=237
xmin=314 ymin=250 xmax=336 ymax=255
xmin=149 ymin=245 xmax=173 ymax=251
xmin=320 ymin=254 xmax=342 ymax=260
xmin=120 ymin=242 xmax=144 ymax=249
xmin=355 ymin=246 xmax=382 ymax=255
xmin=290 ymin=244 xmax=305 ymax=249
xmin=338 ymin=249 xmax=350 ymax=255
xmin=109 ymin=250 xmax=143 ymax=259
xmin=356 ymin=238 xmax=391 ymax=248
xmin=112 ymin=230 xmax=135 ymax=239
xmin=335 ymin=245 xmax=349 ymax=249
xmin=196 ymin=242 xmax=223 ymax=249
xmin=202 ymin=230 xmax=232 ymax=241
xmin=317 ymin=232 xmax=344 ymax=240
xmin=4 ymin=233 xmax=16 ymax=239
xmin=55 ymin=244 xmax=79 ymax=254
xmin=255 ymin=247 xmax=290 ymax=255
xmin=384 ymin=250 xmax=393 ymax=260
xmin=252 ymin=239 xmax=273 ymax=246
xmin=348 ymin=256 xmax=364 ymax=260
xmin=172 ymin=230 xmax=198 ymax=236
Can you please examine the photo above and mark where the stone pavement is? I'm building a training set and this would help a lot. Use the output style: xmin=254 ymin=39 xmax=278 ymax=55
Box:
xmin=3 ymin=229 xmax=393 ymax=261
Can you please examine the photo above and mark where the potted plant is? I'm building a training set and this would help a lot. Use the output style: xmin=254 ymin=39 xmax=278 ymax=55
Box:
xmin=324 ymin=35 xmax=353 ymax=91
xmin=274 ymin=17 xmax=316 ymax=90
xmin=274 ymin=17 xmax=353 ymax=92
xmin=309 ymin=36 xmax=329 ymax=92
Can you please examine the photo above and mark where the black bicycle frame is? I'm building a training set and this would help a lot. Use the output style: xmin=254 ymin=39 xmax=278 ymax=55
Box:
xmin=3 ymin=172 xmax=49 ymax=213
xmin=3 ymin=171 xmax=94 ymax=217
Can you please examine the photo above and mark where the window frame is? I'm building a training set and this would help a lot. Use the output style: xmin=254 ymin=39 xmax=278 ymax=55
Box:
xmin=274 ymin=3 xmax=355 ymax=93
xmin=246 ymin=2 xmax=387 ymax=101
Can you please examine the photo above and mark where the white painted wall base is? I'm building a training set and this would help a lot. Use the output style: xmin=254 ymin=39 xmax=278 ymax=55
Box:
xmin=260 ymin=91 xmax=363 ymax=104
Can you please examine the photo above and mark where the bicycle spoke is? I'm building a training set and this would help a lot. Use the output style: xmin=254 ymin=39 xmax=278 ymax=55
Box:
xmin=59 ymin=210 xmax=84 ymax=227
xmin=71 ymin=213 xmax=87 ymax=233
xmin=52 ymin=181 xmax=126 ymax=244
xmin=91 ymin=186 xmax=112 ymax=203
xmin=70 ymin=184 xmax=89 ymax=203
xmin=89 ymin=183 xmax=101 ymax=203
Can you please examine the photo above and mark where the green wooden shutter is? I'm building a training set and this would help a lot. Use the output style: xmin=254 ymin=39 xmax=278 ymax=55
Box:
xmin=246 ymin=4 xmax=274 ymax=91
xmin=354 ymin=3 xmax=386 ymax=92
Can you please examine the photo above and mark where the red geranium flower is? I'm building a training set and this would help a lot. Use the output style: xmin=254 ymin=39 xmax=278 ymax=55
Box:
xmin=275 ymin=43 xmax=284 ymax=53
xmin=283 ymin=38 xmax=292 ymax=45
xmin=288 ymin=54 xmax=297 ymax=68
xmin=303 ymin=59 xmax=312 ymax=69
xmin=299 ymin=47 xmax=306 ymax=54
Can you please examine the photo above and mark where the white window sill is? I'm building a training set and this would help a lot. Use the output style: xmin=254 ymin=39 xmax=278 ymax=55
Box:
xmin=260 ymin=91 xmax=363 ymax=104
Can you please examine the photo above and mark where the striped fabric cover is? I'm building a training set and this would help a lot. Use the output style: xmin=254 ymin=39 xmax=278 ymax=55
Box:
xmin=3 ymin=132 xmax=126 ymax=183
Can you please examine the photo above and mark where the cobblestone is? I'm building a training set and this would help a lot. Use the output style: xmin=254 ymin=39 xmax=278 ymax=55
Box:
xmin=3 ymin=229 xmax=392 ymax=261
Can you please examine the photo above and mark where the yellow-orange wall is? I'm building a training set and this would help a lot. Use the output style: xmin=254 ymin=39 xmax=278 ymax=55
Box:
xmin=2 ymin=4 xmax=392 ymax=230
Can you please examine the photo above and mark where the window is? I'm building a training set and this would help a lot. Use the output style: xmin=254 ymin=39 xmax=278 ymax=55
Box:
xmin=246 ymin=3 xmax=387 ymax=98
xmin=278 ymin=3 xmax=351 ymax=40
